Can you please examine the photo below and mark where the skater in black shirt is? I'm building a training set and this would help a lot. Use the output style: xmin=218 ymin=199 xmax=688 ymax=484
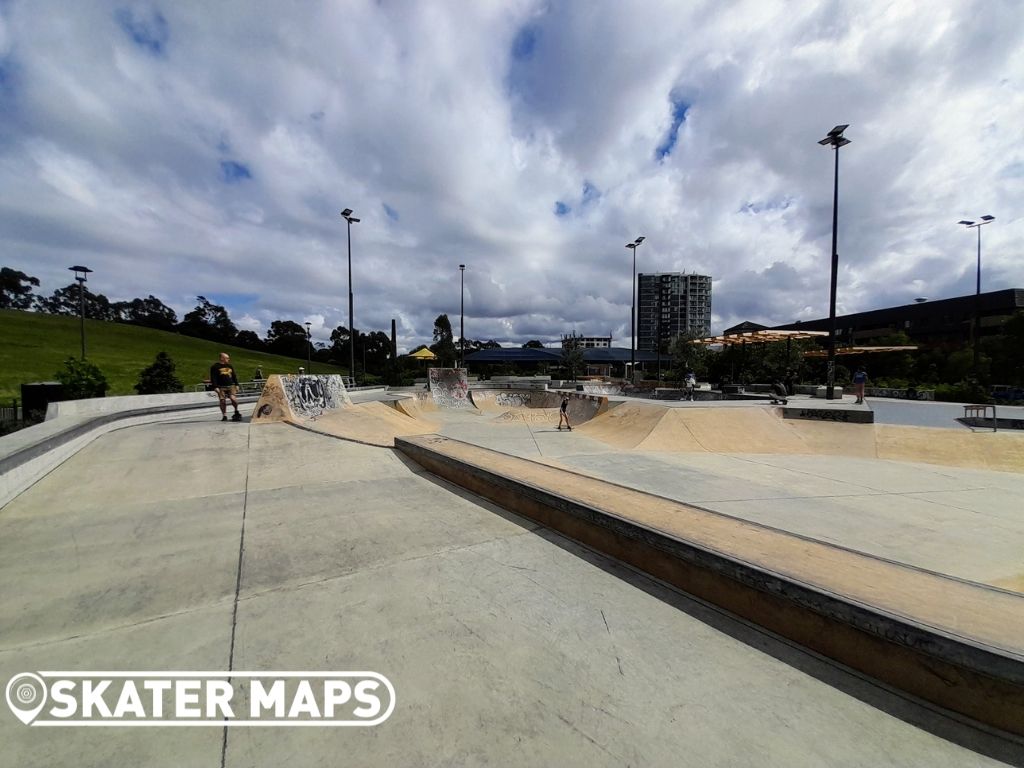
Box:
xmin=210 ymin=352 xmax=242 ymax=422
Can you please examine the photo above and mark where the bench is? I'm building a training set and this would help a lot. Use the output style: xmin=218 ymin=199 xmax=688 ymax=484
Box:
xmin=963 ymin=404 xmax=997 ymax=431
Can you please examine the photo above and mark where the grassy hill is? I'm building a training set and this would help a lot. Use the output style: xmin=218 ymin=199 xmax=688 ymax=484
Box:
xmin=0 ymin=309 xmax=348 ymax=401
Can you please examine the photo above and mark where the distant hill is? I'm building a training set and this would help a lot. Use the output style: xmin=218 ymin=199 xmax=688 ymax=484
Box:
xmin=0 ymin=309 xmax=347 ymax=401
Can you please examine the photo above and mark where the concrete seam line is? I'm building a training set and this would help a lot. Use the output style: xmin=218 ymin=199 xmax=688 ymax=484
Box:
xmin=222 ymin=421 xmax=252 ymax=767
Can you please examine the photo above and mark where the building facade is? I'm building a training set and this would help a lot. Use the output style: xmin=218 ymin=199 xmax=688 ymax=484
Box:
xmin=561 ymin=333 xmax=612 ymax=349
xmin=637 ymin=272 xmax=712 ymax=351
xmin=771 ymin=289 xmax=1024 ymax=346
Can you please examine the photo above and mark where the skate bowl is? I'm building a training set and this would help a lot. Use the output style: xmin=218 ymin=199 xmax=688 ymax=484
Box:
xmin=469 ymin=389 xmax=608 ymax=425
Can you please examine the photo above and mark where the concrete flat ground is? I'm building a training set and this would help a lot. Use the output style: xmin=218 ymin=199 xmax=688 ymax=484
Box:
xmin=2 ymin=411 xmax=1021 ymax=766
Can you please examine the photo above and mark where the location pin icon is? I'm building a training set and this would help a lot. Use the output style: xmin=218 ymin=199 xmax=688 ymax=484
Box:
xmin=6 ymin=673 xmax=48 ymax=725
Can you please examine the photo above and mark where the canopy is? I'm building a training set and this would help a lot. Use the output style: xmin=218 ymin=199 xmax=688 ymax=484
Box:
xmin=690 ymin=329 xmax=829 ymax=346
xmin=803 ymin=345 xmax=917 ymax=357
xmin=407 ymin=348 xmax=437 ymax=359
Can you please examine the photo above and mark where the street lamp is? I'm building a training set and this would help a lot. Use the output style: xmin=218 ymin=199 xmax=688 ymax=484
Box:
xmin=958 ymin=215 xmax=995 ymax=379
xmin=459 ymin=264 xmax=466 ymax=368
xmin=625 ymin=236 xmax=645 ymax=382
xmin=818 ymin=124 xmax=851 ymax=400
xmin=340 ymin=208 xmax=360 ymax=385
xmin=68 ymin=265 xmax=93 ymax=359
xmin=305 ymin=321 xmax=312 ymax=374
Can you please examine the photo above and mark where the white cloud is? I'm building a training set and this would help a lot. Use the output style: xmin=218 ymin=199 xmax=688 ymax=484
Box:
xmin=1 ymin=0 xmax=1022 ymax=349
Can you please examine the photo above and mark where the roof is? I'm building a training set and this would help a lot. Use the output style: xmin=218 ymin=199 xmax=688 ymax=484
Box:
xmin=464 ymin=346 xmax=663 ymax=364
xmin=408 ymin=348 xmax=437 ymax=359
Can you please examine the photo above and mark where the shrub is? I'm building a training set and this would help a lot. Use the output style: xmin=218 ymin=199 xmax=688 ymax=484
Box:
xmin=135 ymin=351 xmax=184 ymax=394
xmin=54 ymin=357 xmax=108 ymax=400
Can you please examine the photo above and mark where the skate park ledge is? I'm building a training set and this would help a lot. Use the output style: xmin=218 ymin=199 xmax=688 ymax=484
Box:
xmin=396 ymin=433 xmax=1024 ymax=738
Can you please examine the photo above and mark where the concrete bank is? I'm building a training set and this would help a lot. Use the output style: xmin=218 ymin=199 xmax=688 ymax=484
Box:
xmin=396 ymin=433 xmax=1024 ymax=738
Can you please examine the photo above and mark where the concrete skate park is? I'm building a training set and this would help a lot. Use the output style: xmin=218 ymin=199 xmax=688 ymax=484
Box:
xmin=2 ymin=372 xmax=1024 ymax=766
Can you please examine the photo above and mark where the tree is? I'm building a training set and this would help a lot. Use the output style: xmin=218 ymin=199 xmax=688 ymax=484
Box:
xmin=522 ymin=340 xmax=545 ymax=349
xmin=0 ymin=267 xmax=40 ymax=309
xmin=54 ymin=357 xmax=108 ymax=399
xmin=670 ymin=333 xmax=712 ymax=380
xmin=431 ymin=314 xmax=457 ymax=367
xmin=266 ymin=320 xmax=309 ymax=358
xmin=562 ymin=334 xmax=584 ymax=381
xmin=112 ymin=295 xmax=178 ymax=331
xmin=178 ymin=296 xmax=237 ymax=343
xmin=35 ymin=283 xmax=116 ymax=320
xmin=234 ymin=330 xmax=265 ymax=351
xmin=135 ymin=351 xmax=184 ymax=394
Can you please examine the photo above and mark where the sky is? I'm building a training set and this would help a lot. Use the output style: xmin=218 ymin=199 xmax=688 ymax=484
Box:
xmin=1 ymin=1 xmax=1022 ymax=352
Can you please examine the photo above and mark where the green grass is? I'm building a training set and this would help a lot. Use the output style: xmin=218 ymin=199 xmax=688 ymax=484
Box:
xmin=0 ymin=309 xmax=348 ymax=401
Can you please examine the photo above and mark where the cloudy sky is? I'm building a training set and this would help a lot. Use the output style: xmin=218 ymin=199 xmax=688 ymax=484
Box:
xmin=1 ymin=1 xmax=1021 ymax=351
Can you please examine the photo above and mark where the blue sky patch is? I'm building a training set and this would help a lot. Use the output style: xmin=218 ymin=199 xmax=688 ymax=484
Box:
xmin=581 ymin=181 xmax=600 ymax=205
xmin=512 ymin=25 xmax=539 ymax=61
xmin=655 ymin=97 xmax=690 ymax=161
xmin=115 ymin=8 xmax=169 ymax=55
xmin=739 ymin=196 xmax=794 ymax=214
xmin=383 ymin=203 xmax=399 ymax=221
xmin=220 ymin=161 xmax=252 ymax=183
xmin=554 ymin=201 xmax=570 ymax=217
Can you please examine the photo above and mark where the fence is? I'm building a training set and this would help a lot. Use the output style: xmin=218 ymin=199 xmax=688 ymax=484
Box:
xmin=0 ymin=399 xmax=21 ymax=423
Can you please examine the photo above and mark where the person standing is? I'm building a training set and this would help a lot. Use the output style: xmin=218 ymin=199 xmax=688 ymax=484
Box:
xmin=210 ymin=352 xmax=242 ymax=421
xmin=852 ymin=366 xmax=868 ymax=404
xmin=557 ymin=395 xmax=572 ymax=431
xmin=684 ymin=370 xmax=697 ymax=401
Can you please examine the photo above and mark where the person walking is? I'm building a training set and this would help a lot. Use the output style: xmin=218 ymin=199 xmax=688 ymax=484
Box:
xmin=210 ymin=352 xmax=242 ymax=421
xmin=557 ymin=394 xmax=572 ymax=431
xmin=852 ymin=366 xmax=868 ymax=404
xmin=684 ymin=370 xmax=697 ymax=401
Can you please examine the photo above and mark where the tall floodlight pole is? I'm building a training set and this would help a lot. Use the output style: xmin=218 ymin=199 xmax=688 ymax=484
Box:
xmin=68 ymin=265 xmax=93 ymax=359
xmin=341 ymin=208 xmax=360 ymax=385
xmin=818 ymin=125 xmax=851 ymax=400
xmin=305 ymin=321 xmax=312 ymax=374
xmin=459 ymin=264 xmax=466 ymax=368
xmin=625 ymin=237 xmax=645 ymax=382
xmin=958 ymin=215 xmax=995 ymax=380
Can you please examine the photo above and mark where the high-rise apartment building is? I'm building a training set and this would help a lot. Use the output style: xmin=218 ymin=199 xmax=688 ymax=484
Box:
xmin=637 ymin=272 xmax=712 ymax=351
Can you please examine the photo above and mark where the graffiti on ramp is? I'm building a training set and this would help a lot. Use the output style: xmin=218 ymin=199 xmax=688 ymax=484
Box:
xmin=428 ymin=368 xmax=472 ymax=409
xmin=252 ymin=374 xmax=353 ymax=423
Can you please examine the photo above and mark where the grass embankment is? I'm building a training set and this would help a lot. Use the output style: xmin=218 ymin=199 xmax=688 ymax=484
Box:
xmin=0 ymin=309 xmax=348 ymax=401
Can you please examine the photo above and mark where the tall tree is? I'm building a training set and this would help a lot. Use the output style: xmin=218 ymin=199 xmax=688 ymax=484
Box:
xmin=112 ymin=295 xmax=178 ymax=331
xmin=177 ymin=296 xmax=237 ymax=343
xmin=431 ymin=313 xmax=457 ymax=367
xmin=266 ymin=320 xmax=309 ymax=358
xmin=0 ymin=267 xmax=40 ymax=309
xmin=35 ymin=283 xmax=116 ymax=320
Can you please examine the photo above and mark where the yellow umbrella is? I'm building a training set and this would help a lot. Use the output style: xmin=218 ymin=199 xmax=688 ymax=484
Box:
xmin=407 ymin=348 xmax=437 ymax=359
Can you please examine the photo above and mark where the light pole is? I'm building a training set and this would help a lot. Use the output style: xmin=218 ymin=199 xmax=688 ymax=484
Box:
xmin=340 ymin=208 xmax=360 ymax=384
xmin=958 ymin=215 xmax=995 ymax=380
xmin=305 ymin=322 xmax=312 ymax=374
xmin=625 ymin=236 xmax=645 ymax=382
xmin=459 ymin=264 xmax=466 ymax=368
xmin=68 ymin=265 xmax=92 ymax=359
xmin=818 ymin=124 xmax=850 ymax=400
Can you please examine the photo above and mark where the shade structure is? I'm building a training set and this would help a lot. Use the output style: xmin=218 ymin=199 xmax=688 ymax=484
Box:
xmin=407 ymin=347 xmax=438 ymax=359
xmin=689 ymin=329 xmax=829 ymax=346
xmin=803 ymin=345 xmax=917 ymax=357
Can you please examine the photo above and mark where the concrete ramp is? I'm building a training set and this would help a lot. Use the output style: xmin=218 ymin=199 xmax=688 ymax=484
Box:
xmin=428 ymin=368 xmax=472 ymax=409
xmin=251 ymin=374 xmax=352 ymax=423
xmin=294 ymin=400 xmax=439 ymax=447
